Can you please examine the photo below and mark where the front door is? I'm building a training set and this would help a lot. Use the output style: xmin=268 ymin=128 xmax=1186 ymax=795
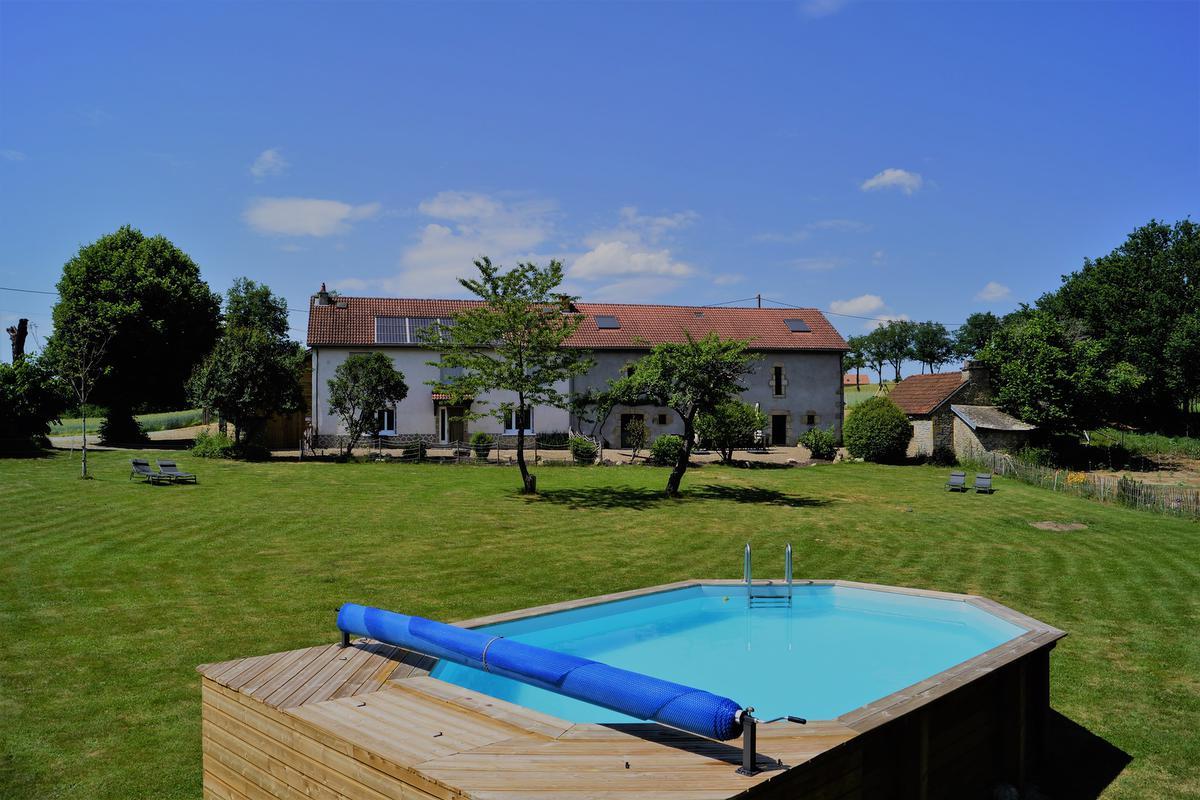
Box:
xmin=620 ymin=413 xmax=644 ymax=449
xmin=440 ymin=406 xmax=467 ymax=444
xmin=448 ymin=407 xmax=466 ymax=444
xmin=771 ymin=414 xmax=788 ymax=446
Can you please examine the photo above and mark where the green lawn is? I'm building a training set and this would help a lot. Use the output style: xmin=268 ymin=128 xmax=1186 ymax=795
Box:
xmin=2 ymin=451 xmax=1198 ymax=799
xmin=49 ymin=409 xmax=205 ymax=436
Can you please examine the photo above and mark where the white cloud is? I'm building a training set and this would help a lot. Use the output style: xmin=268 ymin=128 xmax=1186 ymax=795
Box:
xmin=1 ymin=149 xmax=27 ymax=162
xmin=864 ymin=313 xmax=911 ymax=331
xmin=830 ymin=294 xmax=885 ymax=316
xmin=976 ymin=281 xmax=1011 ymax=301
xmin=244 ymin=197 xmax=381 ymax=237
xmin=586 ymin=277 xmax=684 ymax=302
xmin=713 ymin=273 xmax=744 ymax=286
xmin=872 ymin=249 xmax=886 ymax=264
xmin=799 ymin=0 xmax=852 ymax=18
xmin=569 ymin=206 xmax=698 ymax=300
xmin=755 ymin=218 xmax=869 ymax=243
xmin=572 ymin=241 xmax=693 ymax=279
xmin=250 ymin=148 xmax=289 ymax=179
xmin=791 ymin=258 xmax=842 ymax=271
xmin=383 ymin=191 xmax=555 ymax=295
xmin=861 ymin=168 xmax=923 ymax=195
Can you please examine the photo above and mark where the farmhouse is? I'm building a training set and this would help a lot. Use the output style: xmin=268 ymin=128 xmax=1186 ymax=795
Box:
xmin=888 ymin=362 xmax=1036 ymax=459
xmin=305 ymin=290 xmax=848 ymax=449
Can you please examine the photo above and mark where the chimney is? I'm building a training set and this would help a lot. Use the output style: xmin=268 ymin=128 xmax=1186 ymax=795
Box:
xmin=555 ymin=293 xmax=575 ymax=313
xmin=962 ymin=360 xmax=988 ymax=385
xmin=314 ymin=283 xmax=332 ymax=307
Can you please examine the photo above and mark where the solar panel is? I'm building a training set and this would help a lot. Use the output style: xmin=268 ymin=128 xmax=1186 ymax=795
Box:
xmin=784 ymin=318 xmax=811 ymax=333
xmin=596 ymin=315 xmax=620 ymax=329
xmin=376 ymin=317 xmax=408 ymax=344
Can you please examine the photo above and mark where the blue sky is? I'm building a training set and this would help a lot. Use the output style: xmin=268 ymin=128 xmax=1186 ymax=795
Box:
xmin=1 ymin=0 xmax=1197 ymax=363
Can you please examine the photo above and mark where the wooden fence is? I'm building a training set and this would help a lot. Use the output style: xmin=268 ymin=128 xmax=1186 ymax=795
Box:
xmin=973 ymin=451 xmax=1200 ymax=519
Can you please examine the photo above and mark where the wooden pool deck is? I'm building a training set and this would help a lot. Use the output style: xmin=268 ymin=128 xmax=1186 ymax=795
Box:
xmin=198 ymin=579 xmax=1065 ymax=800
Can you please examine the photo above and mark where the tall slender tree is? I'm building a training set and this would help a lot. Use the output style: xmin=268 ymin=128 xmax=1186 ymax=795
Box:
xmin=427 ymin=258 xmax=594 ymax=494
xmin=911 ymin=321 xmax=955 ymax=374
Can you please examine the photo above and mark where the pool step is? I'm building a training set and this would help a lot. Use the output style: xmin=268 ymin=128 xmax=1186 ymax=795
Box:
xmin=748 ymin=594 xmax=792 ymax=608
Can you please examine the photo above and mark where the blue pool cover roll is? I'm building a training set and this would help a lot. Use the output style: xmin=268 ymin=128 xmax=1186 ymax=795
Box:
xmin=337 ymin=602 xmax=744 ymax=741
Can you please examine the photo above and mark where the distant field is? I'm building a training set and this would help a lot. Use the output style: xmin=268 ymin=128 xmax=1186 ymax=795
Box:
xmin=49 ymin=409 xmax=204 ymax=436
xmin=844 ymin=381 xmax=894 ymax=409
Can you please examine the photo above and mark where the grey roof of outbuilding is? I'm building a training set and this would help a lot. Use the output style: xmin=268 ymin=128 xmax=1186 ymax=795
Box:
xmin=951 ymin=404 xmax=1037 ymax=432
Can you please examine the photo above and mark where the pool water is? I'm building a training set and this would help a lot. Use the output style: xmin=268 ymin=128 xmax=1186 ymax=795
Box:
xmin=430 ymin=585 xmax=1025 ymax=722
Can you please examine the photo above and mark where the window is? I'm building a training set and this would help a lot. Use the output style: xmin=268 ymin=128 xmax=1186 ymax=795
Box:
xmin=784 ymin=318 xmax=811 ymax=333
xmin=625 ymin=365 xmax=636 ymax=378
xmin=656 ymin=413 xmax=668 ymax=425
xmin=439 ymin=364 xmax=465 ymax=382
xmin=806 ymin=413 xmax=817 ymax=426
xmin=504 ymin=407 xmax=534 ymax=433
xmin=376 ymin=408 xmax=396 ymax=435
xmin=596 ymin=315 xmax=620 ymax=329
xmin=772 ymin=365 xmax=785 ymax=397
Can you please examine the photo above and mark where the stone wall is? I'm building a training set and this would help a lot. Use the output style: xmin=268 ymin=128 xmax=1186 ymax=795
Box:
xmin=908 ymin=419 xmax=933 ymax=457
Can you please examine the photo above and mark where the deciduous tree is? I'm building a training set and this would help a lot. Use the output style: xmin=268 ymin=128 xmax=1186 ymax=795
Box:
xmin=696 ymin=400 xmax=766 ymax=464
xmin=326 ymin=353 xmax=409 ymax=458
xmin=427 ymin=258 xmax=594 ymax=494
xmin=610 ymin=334 xmax=757 ymax=496
xmin=45 ymin=226 xmax=220 ymax=442
xmin=911 ymin=321 xmax=955 ymax=374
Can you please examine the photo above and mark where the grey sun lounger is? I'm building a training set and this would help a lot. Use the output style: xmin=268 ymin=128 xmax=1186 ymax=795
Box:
xmin=946 ymin=471 xmax=967 ymax=492
xmin=975 ymin=473 xmax=995 ymax=494
xmin=130 ymin=458 xmax=170 ymax=485
xmin=157 ymin=459 xmax=197 ymax=484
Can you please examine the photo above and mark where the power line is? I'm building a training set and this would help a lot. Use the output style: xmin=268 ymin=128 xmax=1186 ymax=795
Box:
xmin=0 ymin=284 xmax=310 ymax=316
xmin=716 ymin=294 xmax=967 ymax=329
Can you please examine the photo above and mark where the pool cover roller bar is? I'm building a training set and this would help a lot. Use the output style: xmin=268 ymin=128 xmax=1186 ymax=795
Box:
xmin=336 ymin=602 xmax=745 ymax=741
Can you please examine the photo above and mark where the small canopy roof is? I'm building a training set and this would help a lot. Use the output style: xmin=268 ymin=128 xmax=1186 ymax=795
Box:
xmin=950 ymin=404 xmax=1037 ymax=432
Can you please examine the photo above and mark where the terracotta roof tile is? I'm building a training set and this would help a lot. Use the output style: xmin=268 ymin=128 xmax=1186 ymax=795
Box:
xmin=887 ymin=372 xmax=965 ymax=416
xmin=306 ymin=298 xmax=848 ymax=352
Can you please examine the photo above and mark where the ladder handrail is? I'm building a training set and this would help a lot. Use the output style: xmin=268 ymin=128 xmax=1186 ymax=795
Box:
xmin=785 ymin=543 xmax=792 ymax=588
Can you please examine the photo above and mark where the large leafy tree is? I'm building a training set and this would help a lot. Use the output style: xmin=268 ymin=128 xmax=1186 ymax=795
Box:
xmin=911 ymin=321 xmax=955 ymax=374
xmin=187 ymin=279 xmax=303 ymax=448
xmin=696 ymin=400 xmax=766 ymax=465
xmin=427 ymin=257 xmax=594 ymax=494
xmin=977 ymin=308 xmax=1141 ymax=434
xmin=954 ymin=312 xmax=1002 ymax=359
xmin=610 ymin=334 xmax=757 ymax=496
xmin=327 ymin=353 xmax=409 ymax=458
xmin=1038 ymin=219 xmax=1199 ymax=429
xmin=0 ymin=356 xmax=68 ymax=452
xmin=873 ymin=320 xmax=916 ymax=382
xmin=45 ymin=226 xmax=221 ymax=442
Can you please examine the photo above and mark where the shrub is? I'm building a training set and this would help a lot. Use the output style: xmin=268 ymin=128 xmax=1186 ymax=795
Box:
xmin=650 ymin=434 xmax=685 ymax=466
xmin=696 ymin=400 xmax=766 ymax=464
xmin=401 ymin=439 xmax=428 ymax=461
xmin=535 ymin=431 xmax=571 ymax=447
xmin=470 ymin=431 xmax=494 ymax=460
xmin=800 ymin=426 xmax=838 ymax=460
xmin=843 ymin=396 xmax=912 ymax=463
xmin=568 ymin=436 xmax=598 ymax=465
xmin=191 ymin=430 xmax=236 ymax=459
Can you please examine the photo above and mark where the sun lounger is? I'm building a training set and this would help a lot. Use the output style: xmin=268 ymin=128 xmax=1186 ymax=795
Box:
xmin=130 ymin=458 xmax=170 ymax=485
xmin=157 ymin=459 xmax=197 ymax=484
xmin=975 ymin=473 xmax=995 ymax=494
xmin=946 ymin=471 xmax=967 ymax=492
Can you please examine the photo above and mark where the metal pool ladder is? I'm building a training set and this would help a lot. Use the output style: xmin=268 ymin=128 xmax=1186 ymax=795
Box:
xmin=744 ymin=542 xmax=792 ymax=608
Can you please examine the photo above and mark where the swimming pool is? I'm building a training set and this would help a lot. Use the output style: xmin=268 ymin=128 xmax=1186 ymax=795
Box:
xmin=430 ymin=583 xmax=1026 ymax=723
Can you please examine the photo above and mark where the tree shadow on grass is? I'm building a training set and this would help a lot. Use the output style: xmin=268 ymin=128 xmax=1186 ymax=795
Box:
xmin=1033 ymin=710 xmax=1131 ymax=799
xmin=535 ymin=484 xmax=829 ymax=510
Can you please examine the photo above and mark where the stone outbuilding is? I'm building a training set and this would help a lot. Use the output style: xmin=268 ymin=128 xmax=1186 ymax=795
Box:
xmin=886 ymin=363 xmax=1036 ymax=459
